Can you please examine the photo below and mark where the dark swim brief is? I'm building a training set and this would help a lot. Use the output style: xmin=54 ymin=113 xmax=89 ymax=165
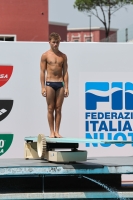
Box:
xmin=46 ymin=82 xmax=64 ymax=91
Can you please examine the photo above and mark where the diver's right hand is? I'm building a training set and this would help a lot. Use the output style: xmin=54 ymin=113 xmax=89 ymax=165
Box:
xmin=41 ymin=88 xmax=46 ymax=97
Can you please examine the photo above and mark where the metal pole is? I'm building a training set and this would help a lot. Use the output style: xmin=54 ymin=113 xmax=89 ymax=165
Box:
xmin=125 ymin=28 xmax=128 ymax=42
xmin=90 ymin=15 xmax=91 ymax=42
xmin=88 ymin=15 xmax=91 ymax=42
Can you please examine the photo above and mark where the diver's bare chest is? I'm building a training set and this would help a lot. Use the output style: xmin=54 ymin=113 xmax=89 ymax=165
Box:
xmin=47 ymin=55 xmax=64 ymax=65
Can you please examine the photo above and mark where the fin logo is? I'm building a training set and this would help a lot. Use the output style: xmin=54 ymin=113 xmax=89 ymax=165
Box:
xmin=0 ymin=134 xmax=14 ymax=156
xmin=85 ymin=82 xmax=133 ymax=110
xmin=0 ymin=100 xmax=13 ymax=121
xmin=0 ymin=66 xmax=13 ymax=87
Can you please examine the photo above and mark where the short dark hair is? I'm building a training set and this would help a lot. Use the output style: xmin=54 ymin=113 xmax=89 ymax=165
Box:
xmin=49 ymin=32 xmax=61 ymax=41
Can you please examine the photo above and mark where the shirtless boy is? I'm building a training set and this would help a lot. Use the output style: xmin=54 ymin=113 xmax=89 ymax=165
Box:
xmin=40 ymin=32 xmax=69 ymax=138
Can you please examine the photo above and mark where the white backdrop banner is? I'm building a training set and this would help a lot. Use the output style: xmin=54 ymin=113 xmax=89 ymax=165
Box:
xmin=0 ymin=42 xmax=133 ymax=158
xmin=79 ymin=72 xmax=133 ymax=157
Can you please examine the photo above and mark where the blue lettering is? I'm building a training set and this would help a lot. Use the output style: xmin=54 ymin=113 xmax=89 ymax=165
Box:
xmin=112 ymin=83 xmax=123 ymax=110
xmin=85 ymin=112 xmax=90 ymax=119
xmin=125 ymin=112 xmax=130 ymax=119
xmin=85 ymin=92 xmax=109 ymax=110
xmin=98 ymin=121 xmax=108 ymax=131
xmin=105 ymin=112 xmax=110 ymax=119
xmin=128 ymin=133 xmax=133 ymax=146
xmin=86 ymin=133 xmax=98 ymax=147
xmin=85 ymin=132 xmax=133 ymax=147
xmin=118 ymin=121 xmax=122 ymax=131
xmin=114 ymin=132 xmax=127 ymax=147
xmin=100 ymin=133 xmax=112 ymax=147
xmin=111 ymin=112 xmax=117 ymax=119
xmin=118 ymin=112 xmax=124 ymax=119
xmin=85 ymin=121 xmax=89 ymax=131
xmin=90 ymin=121 xmax=99 ymax=131
xmin=98 ymin=112 xmax=104 ymax=119
xmin=122 ymin=121 xmax=132 ymax=131
xmin=92 ymin=112 xmax=97 ymax=119
xmin=109 ymin=121 xmax=117 ymax=131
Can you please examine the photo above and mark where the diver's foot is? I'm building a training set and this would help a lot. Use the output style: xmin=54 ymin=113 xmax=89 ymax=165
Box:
xmin=54 ymin=133 xmax=63 ymax=138
xmin=49 ymin=133 xmax=55 ymax=138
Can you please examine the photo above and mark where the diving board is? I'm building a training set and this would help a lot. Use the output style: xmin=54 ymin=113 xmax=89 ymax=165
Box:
xmin=44 ymin=137 xmax=133 ymax=144
xmin=24 ymin=134 xmax=133 ymax=163
xmin=24 ymin=136 xmax=133 ymax=144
